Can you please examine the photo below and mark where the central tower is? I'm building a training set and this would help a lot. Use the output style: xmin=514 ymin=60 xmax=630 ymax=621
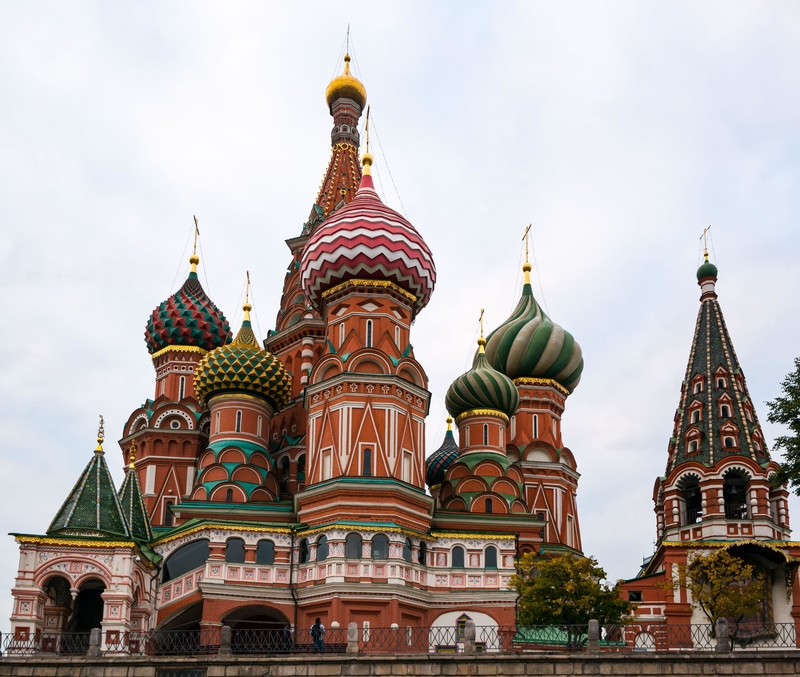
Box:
xmin=296 ymin=153 xmax=437 ymax=531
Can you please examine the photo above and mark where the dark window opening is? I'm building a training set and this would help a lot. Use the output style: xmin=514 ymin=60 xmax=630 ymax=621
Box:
xmin=162 ymin=540 xmax=210 ymax=582
xmin=485 ymin=498 xmax=493 ymax=513
xmin=485 ymin=546 xmax=498 ymax=569
xmin=256 ymin=540 xmax=274 ymax=565
xmin=164 ymin=501 xmax=174 ymax=527
xmin=628 ymin=591 xmax=643 ymax=603
xmin=418 ymin=542 xmax=427 ymax=566
xmin=452 ymin=546 xmax=465 ymax=569
xmin=371 ymin=534 xmax=389 ymax=560
xmin=299 ymin=539 xmax=310 ymax=564
xmin=345 ymin=533 xmax=362 ymax=559
xmin=225 ymin=538 xmax=245 ymax=564
xmin=363 ymin=448 xmax=372 ymax=477
xmin=402 ymin=538 xmax=412 ymax=563
xmin=317 ymin=535 xmax=329 ymax=561
xmin=226 ymin=488 xmax=233 ymax=503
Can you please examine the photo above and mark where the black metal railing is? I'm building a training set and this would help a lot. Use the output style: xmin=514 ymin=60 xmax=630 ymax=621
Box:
xmin=725 ymin=502 xmax=749 ymax=519
xmin=1 ymin=632 xmax=90 ymax=655
xmin=599 ymin=623 xmax=714 ymax=651
xmin=682 ymin=508 xmax=702 ymax=525
xmin=730 ymin=622 xmax=797 ymax=650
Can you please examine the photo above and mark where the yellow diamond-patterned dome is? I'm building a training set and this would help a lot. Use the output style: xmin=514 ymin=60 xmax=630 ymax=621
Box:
xmin=195 ymin=312 xmax=292 ymax=411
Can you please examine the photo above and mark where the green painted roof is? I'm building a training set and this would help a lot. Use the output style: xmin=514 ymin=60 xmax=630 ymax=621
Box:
xmin=697 ymin=260 xmax=718 ymax=280
xmin=48 ymin=449 xmax=130 ymax=539
xmin=118 ymin=467 xmax=153 ymax=544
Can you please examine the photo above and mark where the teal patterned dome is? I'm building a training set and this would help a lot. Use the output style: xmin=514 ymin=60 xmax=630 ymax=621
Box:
xmin=484 ymin=265 xmax=583 ymax=393
xmin=445 ymin=338 xmax=519 ymax=419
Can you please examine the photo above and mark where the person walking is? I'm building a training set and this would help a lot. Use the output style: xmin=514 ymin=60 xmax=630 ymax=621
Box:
xmin=310 ymin=617 xmax=326 ymax=654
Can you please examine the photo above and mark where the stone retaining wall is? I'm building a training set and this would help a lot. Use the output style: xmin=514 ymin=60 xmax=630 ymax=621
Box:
xmin=2 ymin=653 xmax=800 ymax=677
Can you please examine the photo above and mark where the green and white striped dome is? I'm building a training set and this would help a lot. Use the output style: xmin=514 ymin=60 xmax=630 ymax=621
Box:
xmin=484 ymin=266 xmax=583 ymax=393
xmin=445 ymin=338 xmax=519 ymax=419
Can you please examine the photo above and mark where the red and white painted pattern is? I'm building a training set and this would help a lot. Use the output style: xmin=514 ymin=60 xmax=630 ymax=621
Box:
xmin=300 ymin=175 xmax=436 ymax=314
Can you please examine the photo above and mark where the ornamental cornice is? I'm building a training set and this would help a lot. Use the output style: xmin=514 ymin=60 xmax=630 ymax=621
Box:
xmin=15 ymin=536 xmax=136 ymax=549
xmin=455 ymin=409 xmax=509 ymax=424
xmin=429 ymin=531 xmax=516 ymax=541
xmin=661 ymin=538 xmax=798 ymax=552
xmin=297 ymin=523 xmax=427 ymax=540
xmin=321 ymin=279 xmax=417 ymax=304
xmin=151 ymin=345 xmax=207 ymax=361
xmin=207 ymin=392 xmax=272 ymax=406
xmin=151 ymin=523 xmax=292 ymax=547
xmin=513 ymin=378 xmax=570 ymax=397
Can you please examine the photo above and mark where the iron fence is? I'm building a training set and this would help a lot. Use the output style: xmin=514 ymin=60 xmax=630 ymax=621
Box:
xmin=146 ymin=629 xmax=221 ymax=656
xmin=598 ymin=623 xmax=714 ymax=652
xmin=730 ymin=622 xmax=797 ymax=650
xmin=230 ymin=627 xmax=348 ymax=654
xmin=1 ymin=632 xmax=90 ymax=655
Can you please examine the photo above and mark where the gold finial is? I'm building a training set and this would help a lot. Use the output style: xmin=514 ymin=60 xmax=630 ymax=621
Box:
xmin=243 ymin=271 xmax=252 ymax=321
xmin=129 ymin=439 xmax=137 ymax=470
xmin=477 ymin=308 xmax=486 ymax=354
xmin=522 ymin=224 xmax=532 ymax=284
xmin=446 ymin=416 xmax=453 ymax=431
xmin=95 ymin=415 xmax=105 ymax=453
xmin=700 ymin=225 xmax=711 ymax=262
xmin=190 ymin=216 xmax=200 ymax=273
xmin=362 ymin=105 xmax=373 ymax=175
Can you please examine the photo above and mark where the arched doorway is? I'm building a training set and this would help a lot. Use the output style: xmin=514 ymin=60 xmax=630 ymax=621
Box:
xmin=42 ymin=575 xmax=72 ymax=632
xmin=157 ymin=601 xmax=203 ymax=632
xmin=66 ymin=578 xmax=105 ymax=633
xmin=222 ymin=605 xmax=292 ymax=654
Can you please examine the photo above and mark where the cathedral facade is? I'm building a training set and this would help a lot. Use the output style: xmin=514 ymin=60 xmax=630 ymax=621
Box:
xmin=8 ymin=56 xmax=586 ymax=645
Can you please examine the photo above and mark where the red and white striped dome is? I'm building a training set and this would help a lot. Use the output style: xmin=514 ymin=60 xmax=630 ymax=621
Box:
xmin=300 ymin=171 xmax=436 ymax=315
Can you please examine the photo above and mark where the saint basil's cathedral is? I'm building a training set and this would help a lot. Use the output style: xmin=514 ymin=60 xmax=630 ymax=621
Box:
xmin=8 ymin=53 xmax=797 ymax=645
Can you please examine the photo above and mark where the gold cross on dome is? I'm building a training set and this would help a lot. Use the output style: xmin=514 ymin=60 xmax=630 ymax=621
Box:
xmin=479 ymin=308 xmax=485 ymax=338
xmin=700 ymin=225 xmax=711 ymax=259
xmin=522 ymin=223 xmax=532 ymax=263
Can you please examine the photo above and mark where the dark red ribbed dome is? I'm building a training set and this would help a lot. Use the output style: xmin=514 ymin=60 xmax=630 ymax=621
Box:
xmin=144 ymin=272 xmax=232 ymax=355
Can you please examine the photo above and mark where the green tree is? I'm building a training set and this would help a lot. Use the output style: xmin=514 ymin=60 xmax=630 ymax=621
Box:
xmin=512 ymin=553 xmax=630 ymax=650
xmin=768 ymin=358 xmax=800 ymax=493
xmin=662 ymin=550 xmax=766 ymax=631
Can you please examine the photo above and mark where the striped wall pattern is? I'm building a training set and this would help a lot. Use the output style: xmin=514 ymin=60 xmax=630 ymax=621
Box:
xmin=300 ymin=174 xmax=436 ymax=314
xmin=484 ymin=283 xmax=583 ymax=393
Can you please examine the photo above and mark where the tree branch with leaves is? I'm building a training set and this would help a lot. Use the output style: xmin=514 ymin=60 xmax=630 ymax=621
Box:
xmin=768 ymin=358 xmax=800 ymax=494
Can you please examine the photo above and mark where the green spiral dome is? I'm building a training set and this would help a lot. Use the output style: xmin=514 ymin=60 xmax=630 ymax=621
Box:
xmin=484 ymin=276 xmax=583 ymax=393
xmin=195 ymin=314 xmax=292 ymax=411
xmin=445 ymin=340 xmax=520 ymax=419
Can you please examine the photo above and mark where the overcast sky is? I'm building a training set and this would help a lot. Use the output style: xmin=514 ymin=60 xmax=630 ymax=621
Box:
xmin=1 ymin=1 xmax=799 ymax=630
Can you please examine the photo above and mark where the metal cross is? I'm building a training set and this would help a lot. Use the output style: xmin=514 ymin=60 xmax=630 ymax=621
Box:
xmin=479 ymin=308 xmax=485 ymax=337
xmin=700 ymin=225 xmax=711 ymax=251
xmin=193 ymin=215 xmax=200 ymax=256
xmin=522 ymin=224 xmax=532 ymax=263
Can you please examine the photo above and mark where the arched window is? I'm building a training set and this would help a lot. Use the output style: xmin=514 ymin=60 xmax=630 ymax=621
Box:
xmin=395 ymin=326 xmax=401 ymax=347
xmin=418 ymin=542 xmax=427 ymax=566
xmin=483 ymin=424 xmax=488 ymax=445
xmin=485 ymin=498 xmax=493 ymax=514
xmin=179 ymin=376 xmax=185 ymax=401
xmin=256 ymin=540 xmax=274 ymax=565
xmin=678 ymin=475 xmax=702 ymax=525
xmin=366 ymin=320 xmax=373 ymax=348
xmin=362 ymin=447 xmax=372 ymax=477
xmin=724 ymin=436 xmax=736 ymax=448
xmin=215 ymin=411 xmax=220 ymax=434
xmin=720 ymin=405 xmax=730 ymax=418
xmin=225 ymin=488 xmax=233 ymax=503
xmin=533 ymin=415 xmax=539 ymax=439
xmin=688 ymin=440 xmax=699 ymax=454
xmin=694 ymin=381 xmax=703 ymax=394
xmin=723 ymin=470 xmax=748 ymax=519
xmin=225 ymin=538 xmax=245 ymax=563
xmin=299 ymin=539 xmax=310 ymax=564
xmin=691 ymin=410 xmax=700 ymax=424
xmin=339 ymin=322 xmax=346 ymax=348
xmin=163 ymin=540 xmax=210 ymax=582
xmin=345 ymin=533 xmax=362 ymax=559
xmin=402 ymin=538 xmax=413 ymax=563
xmin=451 ymin=546 xmax=465 ymax=569
xmin=235 ymin=410 xmax=242 ymax=433
xmin=485 ymin=546 xmax=498 ymax=569
xmin=371 ymin=534 xmax=389 ymax=560
xmin=164 ymin=501 xmax=174 ymax=527
xmin=257 ymin=416 xmax=263 ymax=438
xmin=317 ymin=535 xmax=329 ymax=561
xmin=298 ymin=454 xmax=306 ymax=478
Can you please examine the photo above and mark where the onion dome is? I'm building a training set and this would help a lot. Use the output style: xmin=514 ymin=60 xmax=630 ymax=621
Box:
xmin=445 ymin=337 xmax=520 ymax=420
xmin=300 ymin=155 xmax=436 ymax=315
xmin=194 ymin=301 xmax=292 ymax=411
xmin=325 ymin=54 xmax=367 ymax=109
xmin=145 ymin=254 xmax=232 ymax=355
xmin=484 ymin=263 xmax=583 ymax=393
xmin=697 ymin=252 xmax=718 ymax=280
xmin=426 ymin=417 xmax=460 ymax=487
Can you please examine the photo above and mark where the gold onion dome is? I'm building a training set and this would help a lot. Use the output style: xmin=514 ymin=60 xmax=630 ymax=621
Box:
xmin=484 ymin=263 xmax=584 ymax=393
xmin=194 ymin=303 xmax=292 ymax=411
xmin=325 ymin=54 xmax=367 ymax=109
xmin=445 ymin=337 xmax=520 ymax=420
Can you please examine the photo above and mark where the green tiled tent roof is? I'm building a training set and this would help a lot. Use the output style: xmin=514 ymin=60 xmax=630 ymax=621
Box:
xmin=48 ymin=449 xmax=131 ymax=539
xmin=118 ymin=466 xmax=153 ymax=544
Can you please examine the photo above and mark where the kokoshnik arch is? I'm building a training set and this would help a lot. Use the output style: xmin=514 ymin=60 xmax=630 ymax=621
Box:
xmin=8 ymin=51 xmax=791 ymax=645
